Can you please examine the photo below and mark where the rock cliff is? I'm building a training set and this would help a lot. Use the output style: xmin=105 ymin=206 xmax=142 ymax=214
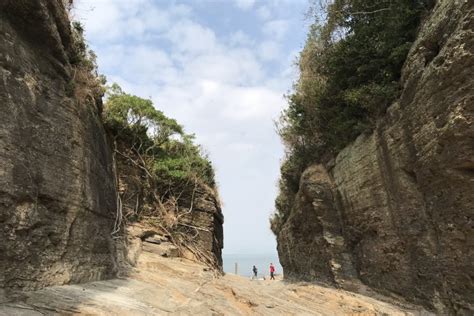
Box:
xmin=0 ymin=0 xmax=117 ymax=292
xmin=0 ymin=0 xmax=223 ymax=297
xmin=114 ymin=145 xmax=224 ymax=269
xmin=276 ymin=0 xmax=473 ymax=314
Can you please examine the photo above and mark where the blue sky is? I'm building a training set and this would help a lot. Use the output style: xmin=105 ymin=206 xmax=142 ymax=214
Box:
xmin=75 ymin=0 xmax=310 ymax=255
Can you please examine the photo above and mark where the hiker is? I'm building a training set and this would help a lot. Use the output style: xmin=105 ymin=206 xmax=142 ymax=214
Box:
xmin=252 ymin=265 xmax=258 ymax=279
xmin=270 ymin=263 xmax=275 ymax=280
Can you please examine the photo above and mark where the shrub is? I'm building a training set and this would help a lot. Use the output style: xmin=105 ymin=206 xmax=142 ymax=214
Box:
xmin=69 ymin=21 xmax=106 ymax=106
xmin=272 ymin=0 xmax=433 ymax=233
xmin=103 ymin=84 xmax=215 ymax=190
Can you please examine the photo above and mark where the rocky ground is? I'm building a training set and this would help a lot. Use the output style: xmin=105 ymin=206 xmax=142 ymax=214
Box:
xmin=0 ymin=242 xmax=432 ymax=316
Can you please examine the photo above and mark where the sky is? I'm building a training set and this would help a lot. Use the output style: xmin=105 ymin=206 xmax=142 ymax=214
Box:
xmin=74 ymin=0 xmax=310 ymax=255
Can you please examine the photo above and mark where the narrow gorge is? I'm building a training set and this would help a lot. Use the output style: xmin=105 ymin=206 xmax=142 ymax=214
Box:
xmin=0 ymin=0 xmax=472 ymax=315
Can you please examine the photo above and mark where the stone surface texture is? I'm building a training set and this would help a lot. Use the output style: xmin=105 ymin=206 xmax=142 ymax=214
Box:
xmin=276 ymin=0 xmax=473 ymax=314
xmin=0 ymin=243 xmax=431 ymax=316
xmin=114 ymin=149 xmax=224 ymax=268
xmin=179 ymin=184 xmax=224 ymax=266
xmin=0 ymin=0 xmax=117 ymax=292
xmin=0 ymin=0 xmax=224 ymax=298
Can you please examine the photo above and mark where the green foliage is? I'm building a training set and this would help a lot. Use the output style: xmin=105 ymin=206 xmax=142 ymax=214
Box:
xmin=104 ymin=83 xmax=183 ymax=146
xmin=69 ymin=20 xmax=106 ymax=103
xmin=152 ymin=135 xmax=216 ymax=188
xmin=272 ymin=0 xmax=433 ymax=234
xmin=103 ymin=84 xmax=215 ymax=189
xmin=71 ymin=21 xmax=91 ymax=67
xmin=281 ymin=0 xmax=432 ymax=155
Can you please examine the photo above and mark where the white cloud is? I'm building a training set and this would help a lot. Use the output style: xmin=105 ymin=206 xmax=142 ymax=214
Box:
xmin=165 ymin=20 xmax=218 ymax=55
xmin=258 ymin=40 xmax=281 ymax=61
xmin=262 ymin=19 xmax=290 ymax=40
xmin=74 ymin=0 xmax=307 ymax=255
xmin=74 ymin=0 xmax=122 ymax=40
xmin=219 ymin=85 xmax=284 ymax=120
xmin=256 ymin=5 xmax=272 ymax=20
xmin=75 ymin=0 xmax=192 ymax=42
xmin=233 ymin=0 xmax=256 ymax=10
xmin=228 ymin=30 xmax=254 ymax=47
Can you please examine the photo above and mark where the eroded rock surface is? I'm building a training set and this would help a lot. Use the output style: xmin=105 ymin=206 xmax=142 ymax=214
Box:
xmin=276 ymin=0 xmax=473 ymax=314
xmin=114 ymin=145 xmax=224 ymax=268
xmin=0 ymin=0 xmax=117 ymax=292
xmin=277 ymin=166 xmax=359 ymax=287
xmin=178 ymin=184 xmax=224 ymax=266
xmin=0 ymin=1 xmax=224 ymax=300
xmin=0 ymin=243 xmax=431 ymax=316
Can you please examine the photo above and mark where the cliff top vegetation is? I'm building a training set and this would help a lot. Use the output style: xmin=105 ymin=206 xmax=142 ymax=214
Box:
xmin=271 ymin=0 xmax=434 ymax=234
xmin=103 ymin=83 xmax=216 ymax=214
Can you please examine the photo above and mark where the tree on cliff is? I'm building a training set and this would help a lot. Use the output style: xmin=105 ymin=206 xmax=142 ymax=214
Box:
xmin=104 ymin=83 xmax=215 ymax=193
xmin=271 ymin=0 xmax=434 ymax=233
xmin=103 ymin=84 xmax=220 ymax=267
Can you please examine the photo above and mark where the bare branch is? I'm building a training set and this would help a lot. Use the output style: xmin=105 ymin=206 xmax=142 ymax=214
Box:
xmin=349 ymin=7 xmax=391 ymax=15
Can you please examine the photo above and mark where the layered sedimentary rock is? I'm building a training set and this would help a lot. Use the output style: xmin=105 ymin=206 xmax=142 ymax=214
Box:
xmin=0 ymin=1 xmax=117 ymax=291
xmin=276 ymin=0 xmax=473 ymax=314
xmin=277 ymin=166 xmax=359 ymax=286
xmin=114 ymin=147 xmax=224 ymax=268
xmin=180 ymin=185 xmax=224 ymax=267
xmin=0 ymin=0 xmax=224 ymax=296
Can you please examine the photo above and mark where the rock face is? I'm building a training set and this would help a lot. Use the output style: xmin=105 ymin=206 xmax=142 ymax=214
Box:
xmin=0 ymin=0 xmax=117 ymax=292
xmin=173 ymin=186 xmax=224 ymax=268
xmin=0 ymin=1 xmax=225 ymax=296
xmin=114 ymin=147 xmax=224 ymax=268
xmin=180 ymin=185 xmax=224 ymax=267
xmin=276 ymin=0 xmax=473 ymax=314
xmin=277 ymin=166 xmax=358 ymax=286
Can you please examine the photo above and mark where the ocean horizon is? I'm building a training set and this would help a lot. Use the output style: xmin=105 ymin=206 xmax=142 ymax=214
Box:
xmin=222 ymin=253 xmax=283 ymax=278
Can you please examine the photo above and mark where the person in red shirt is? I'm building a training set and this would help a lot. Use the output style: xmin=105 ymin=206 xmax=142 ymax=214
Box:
xmin=270 ymin=263 xmax=275 ymax=280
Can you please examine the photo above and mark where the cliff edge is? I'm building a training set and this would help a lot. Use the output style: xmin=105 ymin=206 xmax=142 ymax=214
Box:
xmin=0 ymin=0 xmax=223 ymax=300
xmin=0 ymin=0 xmax=117 ymax=292
xmin=274 ymin=0 xmax=473 ymax=314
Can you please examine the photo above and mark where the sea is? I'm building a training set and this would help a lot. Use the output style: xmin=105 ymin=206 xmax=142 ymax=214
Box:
xmin=222 ymin=253 xmax=283 ymax=278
